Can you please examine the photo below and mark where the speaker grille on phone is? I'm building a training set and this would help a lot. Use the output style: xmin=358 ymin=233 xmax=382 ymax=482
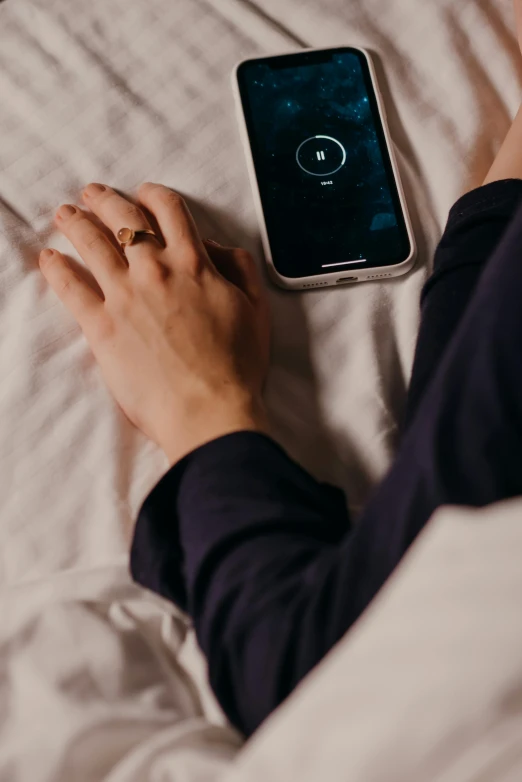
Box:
xmin=301 ymin=272 xmax=393 ymax=289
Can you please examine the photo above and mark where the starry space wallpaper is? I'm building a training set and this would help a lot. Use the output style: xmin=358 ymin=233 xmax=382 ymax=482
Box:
xmin=238 ymin=49 xmax=411 ymax=278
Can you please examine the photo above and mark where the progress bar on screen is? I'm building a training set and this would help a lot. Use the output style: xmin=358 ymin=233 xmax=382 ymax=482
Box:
xmin=322 ymin=259 xmax=367 ymax=268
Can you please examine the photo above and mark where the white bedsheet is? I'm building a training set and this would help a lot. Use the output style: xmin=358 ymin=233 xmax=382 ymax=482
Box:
xmin=224 ymin=500 xmax=522 ymax=782
xmin=1 ymin=0 xmax=521 ymax=779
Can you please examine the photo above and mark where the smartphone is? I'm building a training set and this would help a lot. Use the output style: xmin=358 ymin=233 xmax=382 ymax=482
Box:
xmin=233 ymin=47 xmax=416 ymax=290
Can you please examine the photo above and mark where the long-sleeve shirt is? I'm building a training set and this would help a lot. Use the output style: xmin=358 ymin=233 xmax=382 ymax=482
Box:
xmin=131 ymin=432 xmax=353 ymax=736
xmin=131 ymin=179 xmax=522 ymax=737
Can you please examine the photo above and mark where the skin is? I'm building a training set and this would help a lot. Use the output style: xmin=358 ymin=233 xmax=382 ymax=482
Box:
xmin=39 ymin=183 xmax=271 ymax=466
xmin=483 ymin=0 xmax=522 ymax=185
xmin=40 ymin=1 xmax=522 ymax=462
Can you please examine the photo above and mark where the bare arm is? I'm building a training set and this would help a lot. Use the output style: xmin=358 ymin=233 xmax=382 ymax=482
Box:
xmin=483 ymin=1 xmax=522 ymax=185
xmin=483 ymin=105 xmax=522 ymax=185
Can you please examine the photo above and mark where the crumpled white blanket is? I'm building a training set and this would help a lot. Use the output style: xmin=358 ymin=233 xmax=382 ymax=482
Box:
xmin=1 ymin=567 xmax=241 ymax=781
xmin=1 ymin=0 xmax=521 ymax=779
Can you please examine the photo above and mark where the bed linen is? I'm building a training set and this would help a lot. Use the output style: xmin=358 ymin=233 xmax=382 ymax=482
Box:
xmin=224 ymin=499 xmax=522 ymax=782
xmin=1 ymin=0 xmax=521 ymax=779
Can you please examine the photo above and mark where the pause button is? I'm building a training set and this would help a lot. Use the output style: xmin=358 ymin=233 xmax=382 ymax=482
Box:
xmin=296 ymin=135 xmax=347 ymax=177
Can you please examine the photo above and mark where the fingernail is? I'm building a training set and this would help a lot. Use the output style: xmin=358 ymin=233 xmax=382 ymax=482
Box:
xmin=205 ymin=238 xmax=222 ymax=247
xmin=83 ymin=183 xmax=106 ymax=197
xmin=57 ymin=204 xmax=77 ymax=219
xmin=40 ymin=249 xmax=55 ymax=261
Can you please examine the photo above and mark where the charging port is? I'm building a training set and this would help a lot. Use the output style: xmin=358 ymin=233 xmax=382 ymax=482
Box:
xmin=336 ymin=276 xmax=358 ymax=284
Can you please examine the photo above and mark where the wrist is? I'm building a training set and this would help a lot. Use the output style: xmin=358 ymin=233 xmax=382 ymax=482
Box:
xmin=159 ymin=394 xmax=270 ymax=466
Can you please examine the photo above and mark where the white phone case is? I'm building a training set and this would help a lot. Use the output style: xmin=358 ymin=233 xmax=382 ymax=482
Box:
xmin=232 ymin=47 xmax=417 ymax=291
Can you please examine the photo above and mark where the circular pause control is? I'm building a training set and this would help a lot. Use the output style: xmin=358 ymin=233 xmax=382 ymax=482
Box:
xmin=296 ymin=135 xmax=346 ymax=177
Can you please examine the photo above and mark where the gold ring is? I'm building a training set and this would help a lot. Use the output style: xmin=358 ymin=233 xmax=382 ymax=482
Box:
xmin=117 ymin=227 xmax=158 ymax=252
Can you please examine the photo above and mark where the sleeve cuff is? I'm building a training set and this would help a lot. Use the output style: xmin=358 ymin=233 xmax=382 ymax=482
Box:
xmin=447 ymin=179 xmax=522 ymax=228
xmin=130 ymin=454 xmax=190 ymax=609
xmin=422 ymin=179 xmax=522 ymax=304
xmin=130 ymin=432 xmax=350 ymax=612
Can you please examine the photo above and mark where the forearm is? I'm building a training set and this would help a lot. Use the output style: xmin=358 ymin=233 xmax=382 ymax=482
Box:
xmin=130 ymin=422 xmax=471 ymax=737
xmin=483 ymin=103 xmax=522 ymax=185
xmin=130 ymin=432 xmax=352 ymax=734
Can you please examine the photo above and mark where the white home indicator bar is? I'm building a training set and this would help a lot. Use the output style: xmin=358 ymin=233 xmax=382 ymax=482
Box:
xmin=322 ymin=259 xmax=367 ymax=268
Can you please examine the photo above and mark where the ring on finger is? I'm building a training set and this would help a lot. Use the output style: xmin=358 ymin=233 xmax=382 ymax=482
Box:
xmin=117 ymin=226 xmax=160 ymax=255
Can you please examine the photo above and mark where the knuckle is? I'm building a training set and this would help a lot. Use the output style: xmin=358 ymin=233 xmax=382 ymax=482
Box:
xmin=164 ymin=189 xmax=184 ymax=207
xmin=92 ymin=314 xmax=115 ymax=342
xmin=180 ymin=248 xmax=204 ymax=276
xmin=110 ymin=283 xmax=133 ymax=314
xmin=84 ymin=232 xmax=106 ymax=252
xmin=158 ymin=190 xmax=186 ymax=213
xmin=139 ymin=183 xmax=185 ymax=209
xmin=121 ymin=202 xmax=143 ymax=222
xmin=135 ymin=257 xmax=167 ymax=287
xmin=58 ymin=276 xmax=74 ymax=297
xmin=139 ymin=181 xmax=164 ymax=197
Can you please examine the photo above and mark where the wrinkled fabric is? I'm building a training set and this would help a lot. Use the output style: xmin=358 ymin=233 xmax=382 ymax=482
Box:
xmin=131 ymin=180 xmax=522 ymax=736
xmin=1 ymin=0 xmax=522 ymax=778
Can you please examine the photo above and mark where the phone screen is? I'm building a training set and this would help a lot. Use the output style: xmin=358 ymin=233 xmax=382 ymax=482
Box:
xmin=237 ymin=48 xmax=412 ymax=279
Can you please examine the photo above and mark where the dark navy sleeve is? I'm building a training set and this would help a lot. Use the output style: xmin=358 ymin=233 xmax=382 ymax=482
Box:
xmin=130 ymin=432 xmax=351 ymax=735
xmin=129 ymin=180 xmax=522 ymax=738
xmin=130 ymin=181 xmax=522 ymax=738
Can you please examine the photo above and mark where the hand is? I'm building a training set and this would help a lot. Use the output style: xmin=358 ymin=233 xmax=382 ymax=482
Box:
xmin=39 ymin=182 xmax=271 ymax=465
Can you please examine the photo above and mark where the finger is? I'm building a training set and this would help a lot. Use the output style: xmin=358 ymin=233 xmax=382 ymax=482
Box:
xmin=39 ymin=248 xmax=104 ymax=331
xmin=203 ymin=241 xmax=263 ymax=303
xmin=55 ymin=204 xmax=127 ymax=291
xmin=82 ymin=183 xmax=163 ymax=262
xmin=137 ymin=183 xmax=207 ymax=274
